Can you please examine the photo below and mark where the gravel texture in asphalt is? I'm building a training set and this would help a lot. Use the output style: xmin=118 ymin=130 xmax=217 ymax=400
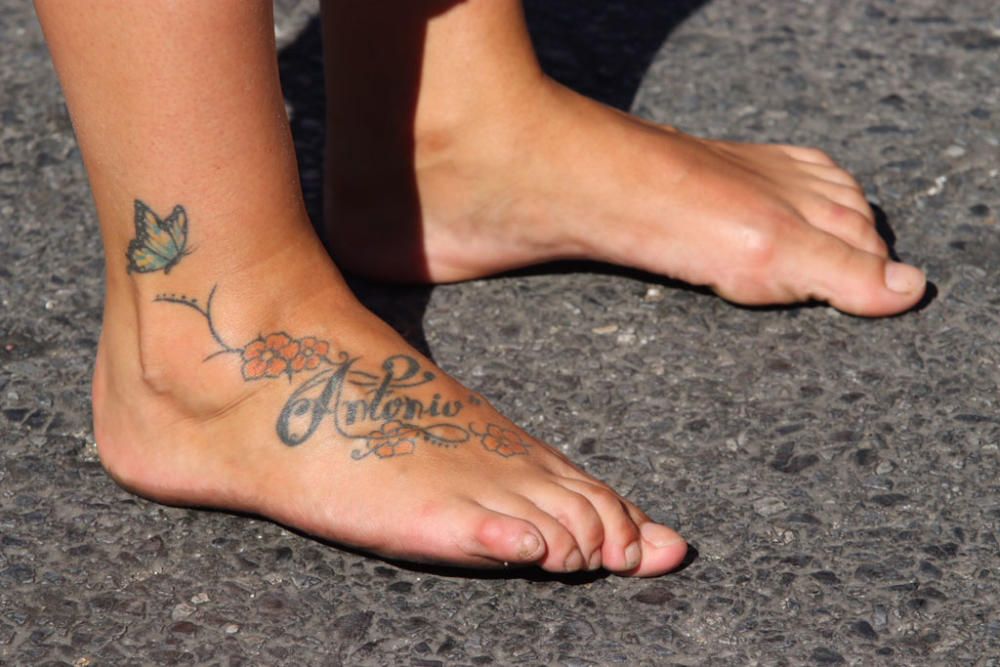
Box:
xmin=2 ymin=0 xmax=999 ymax=664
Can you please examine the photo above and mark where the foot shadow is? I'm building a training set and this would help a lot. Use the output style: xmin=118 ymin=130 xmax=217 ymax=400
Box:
xmin=334 ymin=534 xmax=701 ymax=583
xmin=873 ymin=203 xmax=937 ymax=313
xmin=275 ymin=2 xmax=709 ymax=356
xmin=282 ymin=513 xmax=701 ymax=583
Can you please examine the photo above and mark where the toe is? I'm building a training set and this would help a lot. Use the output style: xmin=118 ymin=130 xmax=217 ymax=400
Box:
xmin=435 ymin=500 xmax=546 ymax=567
xmin=776 ymin=144 xmax=839 ymax=167
xmin=780 ymin=228 xmax=926 ymax=316
xmin=558 ymin=477 xmax=645 ymax=573
xmin=797 ymin=198 xmax=886 ymax=257
xmin=621 ymin=503 xmax=688 ymax=577
xmin=806 ymin=182 xmax=876 ymax=224
xmin=374 ymin=499 xmax=545 ymax=568
xmin=795 ymin=162 xmax=866 ymax=193
xmin=529 ymin=483 xmax=606 ymax=571
xmin=488 ymin=494 xmax=588 ymax=572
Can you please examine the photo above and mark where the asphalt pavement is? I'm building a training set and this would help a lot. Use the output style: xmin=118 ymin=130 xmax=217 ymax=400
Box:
xmin=2 ymin=0 xmax=999 ymax=664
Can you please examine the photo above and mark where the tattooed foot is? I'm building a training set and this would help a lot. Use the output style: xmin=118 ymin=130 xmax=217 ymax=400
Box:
xmin=325 ymin=78 xmax=926 ymax=316
xmin=94 ymin=227 xmax=686 ymax=575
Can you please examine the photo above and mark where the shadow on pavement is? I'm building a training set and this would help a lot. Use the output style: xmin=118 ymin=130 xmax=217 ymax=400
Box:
xmin=525 ymin=0 xmax=708 ymax=110
xmin=268 ymin=511 xmax=701 ymax=581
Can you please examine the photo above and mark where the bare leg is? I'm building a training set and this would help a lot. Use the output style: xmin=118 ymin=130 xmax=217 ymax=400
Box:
xmin=323 ymin=0 xmax=926 ymax=317
xmin=35 ymin=0 xmax=686 ymax=575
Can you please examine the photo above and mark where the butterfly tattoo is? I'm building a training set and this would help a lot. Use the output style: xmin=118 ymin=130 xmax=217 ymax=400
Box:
xmin=125 ymin=199 xmax=191 ymax=274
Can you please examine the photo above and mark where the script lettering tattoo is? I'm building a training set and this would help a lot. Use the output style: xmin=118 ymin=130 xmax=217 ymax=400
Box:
xmin=277 ymin=354 xmax=469 ymax=459
xmin=138 ymin=200 xmax=527 ymax=459
xmin=154 ymin=286 xmax=525 ymax=460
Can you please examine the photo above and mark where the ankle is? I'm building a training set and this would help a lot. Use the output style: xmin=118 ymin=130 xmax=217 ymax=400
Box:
xmin=99 ymin=232 xmax=347 ymax=407
xmin=92 ymin=295 xmax=241 ymax=440
xmin=91 ymin=250 xmax=355 ymax=500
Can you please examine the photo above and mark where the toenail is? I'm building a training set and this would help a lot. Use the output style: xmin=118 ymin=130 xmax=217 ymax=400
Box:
xmin=624 ymin=541 xmax=641 ymax=569
xmin=884 ymin=261 xmax=925 ymax=294
xmin=640 ymin=522 xmax=685 ymax=549
xmin=564 ymin=549 xmax=585 ymax=571
xmin=518 ymin=533 xmax=541 ymax=560
xmin=587 ymin=549 xmax=602 ymax=571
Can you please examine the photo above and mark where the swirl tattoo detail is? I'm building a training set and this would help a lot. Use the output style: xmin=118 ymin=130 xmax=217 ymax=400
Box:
xmin=140 ymin=210 xmax=527 ymax=460
xmin=153 ymin=283 xmax=526 ymax=460
xmin=470 ymin=422 xmax=531 ymax=457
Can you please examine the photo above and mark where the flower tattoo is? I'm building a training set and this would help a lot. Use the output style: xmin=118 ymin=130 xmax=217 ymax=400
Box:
xmin=476 ymin=423 xmax=530 ymax=457
xmin=242 ymin=333 xmax=301 ymax=380
xmin=364 ymin=421 xmax=417 ymax=459
xmin=154 ymin=284 xmax=526 ymax=461
xmin=292 ymin=336 xmax=329 ymax=372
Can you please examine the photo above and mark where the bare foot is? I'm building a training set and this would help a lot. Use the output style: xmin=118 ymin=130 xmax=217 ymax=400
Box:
xmin=325 ymin=79 xmax=926 ymax=317
xmin=94 ymin=208 xmax=686 ymax=576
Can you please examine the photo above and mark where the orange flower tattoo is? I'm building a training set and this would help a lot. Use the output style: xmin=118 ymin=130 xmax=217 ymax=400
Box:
xmin=242 ymin=333 xmax=300 ymax=380
xmin=479 ymin=424 xmax=530 ymax=457
xmin=291 ymin=336 xmax=330 ymax=372
xmin=364 ymin=421 xmax=417 ymax=458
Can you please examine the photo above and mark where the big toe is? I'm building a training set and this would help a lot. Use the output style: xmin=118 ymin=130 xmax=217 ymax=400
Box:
xmin=627 ymin=522 xmax=688 ymax=577
xmin=412 ymin=501 xmax=546 ymax=568
xmin=783 ymin=230 xmax=926 ymax=317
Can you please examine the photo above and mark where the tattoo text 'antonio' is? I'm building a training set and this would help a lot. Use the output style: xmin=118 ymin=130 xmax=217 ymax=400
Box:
xmin=141 ymin=198 xmax=527 ymax=460
xmin=155 ymin=285 xmax=528 ymax=461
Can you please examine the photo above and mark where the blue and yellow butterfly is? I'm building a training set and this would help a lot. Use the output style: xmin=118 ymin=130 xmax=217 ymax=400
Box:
xmin=126 ymin=200 xmax=191 ymax=274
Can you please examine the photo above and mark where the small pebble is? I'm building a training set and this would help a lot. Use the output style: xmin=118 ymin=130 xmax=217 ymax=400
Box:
xmin=616 ymin=330 xmax=637 ymax=345
xmin=643 ymin=286 xmax=665 ymax=302
xmin=876 ymin=461 xmax=894 ymax=475
xmin=926 ymin=175 xmax=947 ymax=196
xmin=223 ymin=623 xmax=240 ymax=635
xmin=943 ymin=144 xmax=966 ymax=158
xmin=190 ymin=592 xmax=210 ymax=605
xmin=873 ymin=606 xmax=889 ymax=630
xmin=171 ymin=602 xmax=196 ymax=620
xmin=753 ymin=497 xmax=786 ymax=516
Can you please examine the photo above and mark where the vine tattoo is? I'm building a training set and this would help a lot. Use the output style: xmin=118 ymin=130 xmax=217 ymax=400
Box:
xmin=127 ymin=199 xmax=528 ymax=460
